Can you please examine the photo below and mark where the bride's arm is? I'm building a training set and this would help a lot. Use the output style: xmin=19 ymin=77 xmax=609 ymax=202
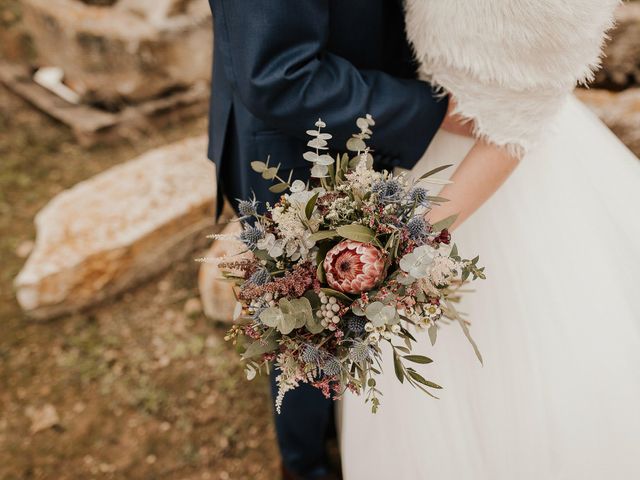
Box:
xmin=427 ymin=140 xmax=520 ymax=231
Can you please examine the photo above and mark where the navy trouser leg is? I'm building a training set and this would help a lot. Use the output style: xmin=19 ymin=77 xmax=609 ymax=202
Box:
xmin=270 ymin=369 xmax=334 ymax=478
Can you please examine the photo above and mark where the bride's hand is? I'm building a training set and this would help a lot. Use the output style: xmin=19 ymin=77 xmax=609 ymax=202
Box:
xmin=426 ymin=139 xmax=520 ymax=231
xmin=440 ymin=96 xmax=475 ymax=138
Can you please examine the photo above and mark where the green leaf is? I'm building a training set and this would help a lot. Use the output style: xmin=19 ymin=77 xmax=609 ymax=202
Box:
xmin=250 ymin=161 xmax=266 ymax=173
xmin=320 ymin=288 xmax=354 ymax=304
xmin=403 ymin=355 xmax=433 ymax=364
xmin=431 ymin=214 xmax=458 ymax=233
xmin=279 ymin=297 xmax=313 ymax=330
xmin=262 ymin=166 xmax=279 ymax=180
xmin=269 ymin=182 xmax=290 ymax=193
xmin=316 ymin=261 xmax=326 ymax=284
xmin=446 ymin=300 xmax=483 ymax=365
xmin=305 ymin=192 xmax=319 ymax=220
xmin=309 ymin=230 xmax=338 ymax=242
xmin=418 ymin=164 xmax=453 ymax=180
xmin=393 ymin=351 xmax=404 ymax=384
xmin=346 ymin=137 xmax=367 ymax=152
xmin=449 ymin=244 xmax=459 ymax=258
xmin=336 ymin=224 xmax=376 ymax=243
xmin=365 ymin=302 xmax=396 ymax=327
xmin=428 ymin=324 xmax=438 ymax=346
xmin=426 ymin=196 xmax=450 ymax=203
xmin=241 ymin=335 xmax=278 ymax=360
xmin=407 ymin=369 xmax=442 ymax=389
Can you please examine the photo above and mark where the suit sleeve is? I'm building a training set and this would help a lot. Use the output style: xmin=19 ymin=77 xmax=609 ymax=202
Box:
xmin=212 ymin=0 xmax=448 ymax=169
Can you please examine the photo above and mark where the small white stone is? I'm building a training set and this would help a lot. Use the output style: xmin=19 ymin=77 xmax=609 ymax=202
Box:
xmin=331 ymin=303 xmax=340 ymax=313
xmin=328 ymin=296 xmax=337 ymax=304
xmin=320 ymin=295 xmax=328 ymax=304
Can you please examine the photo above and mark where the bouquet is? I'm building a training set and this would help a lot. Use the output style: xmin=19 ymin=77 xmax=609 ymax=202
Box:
xmin=212 ymin=116 xmax=484 ymax=413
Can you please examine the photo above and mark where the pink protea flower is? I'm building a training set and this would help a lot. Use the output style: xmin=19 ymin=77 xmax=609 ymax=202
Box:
xmin=323 ymin=240 xmax=386 ymax=294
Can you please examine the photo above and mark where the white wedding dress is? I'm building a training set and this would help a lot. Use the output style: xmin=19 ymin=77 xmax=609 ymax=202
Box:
xmin=340 ymin=1 xmax=640 ymax=479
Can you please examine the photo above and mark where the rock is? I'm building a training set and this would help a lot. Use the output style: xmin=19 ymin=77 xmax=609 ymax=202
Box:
xmin=21 ymin=0 xmax=212 ymax=104
xmin=26 ymin=404 xmax=60 ymax=433
xmin=575 ymin=88 xmax=640 ymax=158
xmin=593 ymin=3 xmax=640 ymax=90
xmin=183 ymin=297 xmax=203 ymax=317
xmin=15 ymin=240 xmax=35 ymax=259
xmin=14 ymin=135 xmax=225 ymax=320
xmin=198 ymin=222 xmax=248 ymax=323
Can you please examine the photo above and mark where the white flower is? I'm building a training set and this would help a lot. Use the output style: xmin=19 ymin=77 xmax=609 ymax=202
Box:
xmin=257 ymin=233 xmax=284 ymax=258
xmin=428 ymin=255 xmax=459 ymax=286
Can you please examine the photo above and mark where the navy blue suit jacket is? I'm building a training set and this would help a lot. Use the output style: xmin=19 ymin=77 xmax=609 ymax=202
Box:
xmin=207 ymin=0 xmax=448 ymax=214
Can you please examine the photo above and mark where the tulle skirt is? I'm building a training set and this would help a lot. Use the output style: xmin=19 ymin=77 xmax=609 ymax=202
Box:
xmin=340 ymin=96 xmax=640 ymax=479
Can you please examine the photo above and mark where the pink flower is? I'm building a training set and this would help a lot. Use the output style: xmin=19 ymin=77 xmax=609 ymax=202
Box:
xmin=323 ymin=240 xmax=386 ymax=294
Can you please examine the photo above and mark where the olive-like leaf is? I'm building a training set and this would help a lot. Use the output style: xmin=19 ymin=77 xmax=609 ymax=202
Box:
xmin=309 ymin=230 xmax=338 ymax=242
xmin=393 ymin=351 xmax=404 ymax=384
xmin=428 ymin=323 xmax=438 ymax=346
xmin=407 ymin=369 xmax=442 ymax=389
xmin=403 ymin=355 xmax=433 ymax=365
xmin=320 ymin=288 xmax=354 ymax=304
xmin=269 ymin=182 xmax=290 ymax=193
xmin=431 ymin=214 xmax=458 ymax=233
xmin=418 ymin=164 xmax=453 ymax=180
xmin=336 ymin=224 xmax=376 ymax=243
xmin=305 ymin=192 xmax=319 ymax=220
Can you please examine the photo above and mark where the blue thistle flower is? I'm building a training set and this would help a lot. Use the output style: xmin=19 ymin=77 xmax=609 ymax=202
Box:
xmin=248 ymin=268 xmax=270 ymax=286
xmin=372 ymin=179 xmax=403 ymax=203
xmin=407 ymin=216 xmax=428 ymax=242
xmin=239 ymin=225 xmax=264 ymax=249
xmin=348 ymin=340 xmax=373 ymax=363
xmin=346 ymin=315 xmax=367 ymax=335
xmin=408 ymin=186 xmax=430 ymax=207
xmin=237 ymin=194 xmax=259 ymax=218
xmin=322 ymin=357 xmax=341 ymax=377
xmin=301 ymin=345 xmax=322 ymax=365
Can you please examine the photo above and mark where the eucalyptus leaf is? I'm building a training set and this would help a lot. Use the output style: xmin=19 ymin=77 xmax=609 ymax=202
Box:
xmin=250 ymin=161 xmax=266 ymax=173
xmin=269 ymin=182 xmax=290 ymax=193
xmin=303 ymin=151 xmax=319 ymax=162
xmin=346 ymin=137 xmax=367 ymax=152
xmin=262 ymin=166 xmax=279 ymax=180
xmin=365 ymin=302 xmax=396 ymax=327
xmin=241 ymin=335 xmax=278 ymax=360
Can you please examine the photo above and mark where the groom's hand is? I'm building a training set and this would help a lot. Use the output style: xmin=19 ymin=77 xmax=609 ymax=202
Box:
xmin=440 ymin=96 xmax=475 ymax=138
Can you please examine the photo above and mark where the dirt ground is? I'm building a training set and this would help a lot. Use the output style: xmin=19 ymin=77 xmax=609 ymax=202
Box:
xmin=0 ymin=85 xmax=280 ymax=480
